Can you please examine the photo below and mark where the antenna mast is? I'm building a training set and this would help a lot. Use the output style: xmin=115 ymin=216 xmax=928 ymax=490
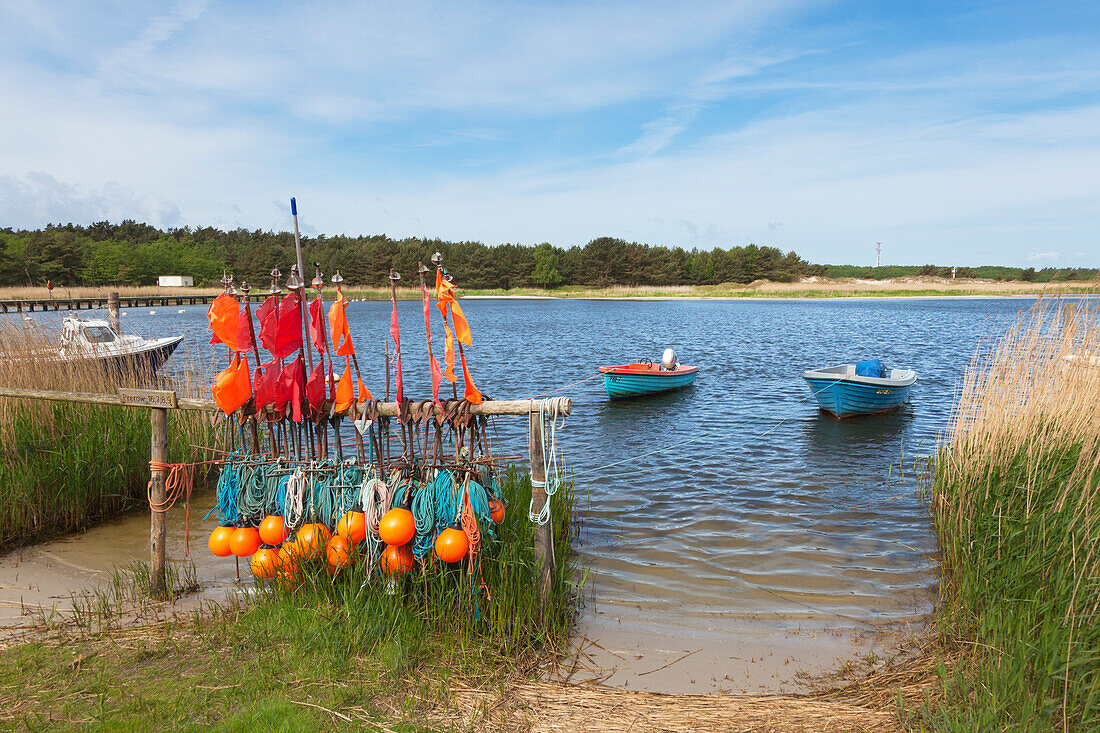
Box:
xmin=875 ymin=241 xmax=882 ymax=268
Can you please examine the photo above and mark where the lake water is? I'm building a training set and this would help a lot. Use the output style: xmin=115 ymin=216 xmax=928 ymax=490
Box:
xmin=12 ymin=295 xmax=1044 ymax=687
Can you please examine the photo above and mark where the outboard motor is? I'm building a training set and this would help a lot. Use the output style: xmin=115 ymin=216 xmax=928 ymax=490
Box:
xmin=662 ymin=348 xmax=676 ymax=370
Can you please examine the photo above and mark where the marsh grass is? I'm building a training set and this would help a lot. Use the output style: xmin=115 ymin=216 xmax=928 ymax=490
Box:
xmin=0 ymin=467 xmax=577 ymax=729
xmin=0 ymin=320 xmax=219 ymax=549
xmin=927 ymin=299 xmax=1100 ymax=730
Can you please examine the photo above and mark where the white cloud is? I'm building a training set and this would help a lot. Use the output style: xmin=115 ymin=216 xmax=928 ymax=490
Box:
xmin=1027 ymin=251 xmax=1062 ymax=262
xmin=0 ymin=172 xmax=182 ymax=228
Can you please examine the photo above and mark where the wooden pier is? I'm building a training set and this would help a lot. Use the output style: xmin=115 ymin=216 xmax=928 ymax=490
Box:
xmin=0 ymin=292 xmax=217 ymax=313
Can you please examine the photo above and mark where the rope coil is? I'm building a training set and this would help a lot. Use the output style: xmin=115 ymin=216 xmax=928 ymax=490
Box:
xmin=528 ymin=398 xmax=566 ymax=525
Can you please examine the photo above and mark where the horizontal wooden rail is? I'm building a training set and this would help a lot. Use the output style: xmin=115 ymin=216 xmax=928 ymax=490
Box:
xmin=0 ymin=385 xmax=570 ymax=418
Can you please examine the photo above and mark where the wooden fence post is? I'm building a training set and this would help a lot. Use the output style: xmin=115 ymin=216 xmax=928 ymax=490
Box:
xmin=149 ymin=407 xmax=169 ymax=599
xmin=528 ymin=408 xmax=555 ymax=603
xmin=107 ymin=291 xmax=121 ymax=332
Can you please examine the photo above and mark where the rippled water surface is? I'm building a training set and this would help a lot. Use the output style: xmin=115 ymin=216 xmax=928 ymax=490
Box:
xmin=55 ymin=296 xmax=1042 ymax=630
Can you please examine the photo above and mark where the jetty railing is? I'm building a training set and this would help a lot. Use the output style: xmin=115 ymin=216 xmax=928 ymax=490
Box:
xmin=0 ymin=385 xmax=570 ymax=601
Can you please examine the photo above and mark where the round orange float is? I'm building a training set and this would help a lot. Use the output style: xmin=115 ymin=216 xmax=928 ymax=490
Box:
xmin=258 ymin=515 xmax=287 ymax=545
xmin=249 ymin=547 xmax=281 ymax=579
xmin=336 ymin=510 xmax=367 ymax=544
xmin=293 ymin=523 xmax=328 ymax=558
xmin=230 ymin=527 xmax=262 ymax=557
xmin=208 ymin=526 xmax=234 ymax=557
xmin=435 ymin=525 xmax=469 ymax=563
xmin=488 ymin=497 xmax=505 ymax=525
xmin=379 ymin=507 xmax=415 ymax=546
xmin=325 ymin=534 xmax=354 ymax=570
xmin=380 ymin=543 xmax=415 ymax=576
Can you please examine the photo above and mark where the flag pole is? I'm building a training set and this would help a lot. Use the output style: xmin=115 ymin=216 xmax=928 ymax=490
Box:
xmin=289 ymin=199 xmax=317 ymax=460
xmin=312 ymin=264 xmax=339 ymax=460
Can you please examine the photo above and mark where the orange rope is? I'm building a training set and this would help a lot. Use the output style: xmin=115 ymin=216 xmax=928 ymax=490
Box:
xmin=460 ymin=477 xmax=490 ymax=602
xmin=147 ymin=460 xmax=218 ymax=556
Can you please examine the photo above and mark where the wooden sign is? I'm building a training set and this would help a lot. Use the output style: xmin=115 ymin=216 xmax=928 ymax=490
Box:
xmin=118 ymin=388 xmax=178 ymax=409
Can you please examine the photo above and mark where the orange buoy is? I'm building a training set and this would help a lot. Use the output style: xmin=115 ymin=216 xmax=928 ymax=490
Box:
xmin=336 ymin=510 xmax=367 ymax=544
xmin=293 ymin=524 xmax=326 ymax=559
xmin=229 ymin=526 xmax=262 ymax=557
xmin=208 ymin=526 xmax=234 ymax=557
xmin=380 ymin=543 xmax=415 ymax=576
xmin=249 ymin=547 xmax=281 ymax=580
xmin=435 ymin=525 xmax=469 ymax=563
xmin=258 ymin=515 xmax=287 ymax=545
xmin=325 ymin=534 xmax=354 ymax=570
xmin=277 ymin=543 xmax=301 ymax=587
xmin=489 ymin=497 xmax=505 ymax=525
xmin=379 ymin=507 xmax=416 ymax=546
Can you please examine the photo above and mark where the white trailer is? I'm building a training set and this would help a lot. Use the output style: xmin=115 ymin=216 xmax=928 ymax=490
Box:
xmin=157 ymin=275 xmax=194 ymax=287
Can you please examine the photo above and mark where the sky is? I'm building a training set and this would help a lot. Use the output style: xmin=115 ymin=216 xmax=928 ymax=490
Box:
xmin=0 ymin=0 xmax=1097 ymax=267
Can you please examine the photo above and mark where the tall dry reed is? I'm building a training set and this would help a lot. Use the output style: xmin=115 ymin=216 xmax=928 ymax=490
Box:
xmin=0 ymin=319 xmax=218 ymax=549
xmin=929 ymin=298 xmax=1100 ymax=730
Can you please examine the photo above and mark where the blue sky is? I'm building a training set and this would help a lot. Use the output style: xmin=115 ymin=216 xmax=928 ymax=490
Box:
xmin=0 ymin=1 xmax=1097 ymax=267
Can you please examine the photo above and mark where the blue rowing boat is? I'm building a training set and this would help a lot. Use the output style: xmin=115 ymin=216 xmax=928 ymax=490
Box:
xmin=803 ymin=360 xmax=916 ymax=419
xmin=599 ymin=362 xmax=699 ymax=400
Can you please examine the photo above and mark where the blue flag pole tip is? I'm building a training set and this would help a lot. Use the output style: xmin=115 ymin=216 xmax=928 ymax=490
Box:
xmin=290 ymin=197 xmax=297 ymax=215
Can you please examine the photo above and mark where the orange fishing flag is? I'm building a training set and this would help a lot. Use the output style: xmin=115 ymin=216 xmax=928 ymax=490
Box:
xmin=459 ymin=348 xmax=482 ymax=404
xmin=327 ymin=292 xmax=355 ymax=356
xmin=450 ymin=300 xmax=472 ymax=346
xmin=441 ymin=321 xmax=457 ymax=383
xmin=356 ymin=378 xmax=373 ymax=402
xmin=420 ymin=276 xmax=444 ymax=407
xmin=207 ymin=294 xmax=240 ymax=352
xmin=333 ymin=360 xmax=355 ymax=414
xmin=212 ymin=353 xmax=252 ymax=415
xmin=434 ymin=270 xmax=458 ymax=382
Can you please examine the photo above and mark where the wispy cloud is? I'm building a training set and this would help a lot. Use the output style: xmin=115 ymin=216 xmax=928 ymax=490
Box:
xmin=0 ymin=1 xmax=1097 ymax=267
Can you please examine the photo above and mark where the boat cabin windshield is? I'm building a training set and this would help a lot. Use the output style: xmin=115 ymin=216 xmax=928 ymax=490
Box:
xmin=82 ymin=326 xmax=117 ymax=344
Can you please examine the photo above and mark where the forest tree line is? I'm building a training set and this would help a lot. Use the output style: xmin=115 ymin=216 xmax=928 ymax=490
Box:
xmin=0 ymin=221 xmax=1094 ymax=289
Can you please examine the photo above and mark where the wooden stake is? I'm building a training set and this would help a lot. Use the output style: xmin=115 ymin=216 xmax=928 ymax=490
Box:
xmin=528 ymin=410 xmax=555 ymax=604
xmin=107 ymin=291 xmax=120 ymax=332
xmin=149 ymin=407 xmax=169 ymax=599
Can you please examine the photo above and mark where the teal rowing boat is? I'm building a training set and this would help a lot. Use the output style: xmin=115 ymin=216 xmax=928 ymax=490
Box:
xmin=598 ymin=362 xmax=698 ymax=400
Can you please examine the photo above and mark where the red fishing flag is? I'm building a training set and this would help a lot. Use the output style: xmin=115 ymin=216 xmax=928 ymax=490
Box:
xmin=305 ymin=360 xmax=327 ymax=410
xmin=252 ymin=358 xmax=279 ymax=411
xmin=308 ymin=298 xmax=326 ymax=356
xmin=275 ymin=360 xmax=305 ymax=423
xmin=236 ymin=305 xmax=257 ymax=355
xmin=257 ymin=293 xmax=302 ymax=358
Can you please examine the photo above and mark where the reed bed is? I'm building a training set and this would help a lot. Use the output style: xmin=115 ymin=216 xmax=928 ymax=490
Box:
xmin=929 ymin=299 xmax=1100 ymax=730
xmin=0 ymin=320 xmax=218 ymax=550
xmin=0 ymin=285 xmax=223 ymax=300
xmin=456 ymin=277 xmax=1096 ymax=299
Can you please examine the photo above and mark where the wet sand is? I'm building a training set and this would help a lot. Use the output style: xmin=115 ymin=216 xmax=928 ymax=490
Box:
xmin=0 ymin=491 xmax=243 ymax=638
xmin=565 ymin=603 xmax=920 ymax=695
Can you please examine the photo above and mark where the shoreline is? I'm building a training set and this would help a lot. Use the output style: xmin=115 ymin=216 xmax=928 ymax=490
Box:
xmin=0 ymin=277 xmax=1093 ymax=306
